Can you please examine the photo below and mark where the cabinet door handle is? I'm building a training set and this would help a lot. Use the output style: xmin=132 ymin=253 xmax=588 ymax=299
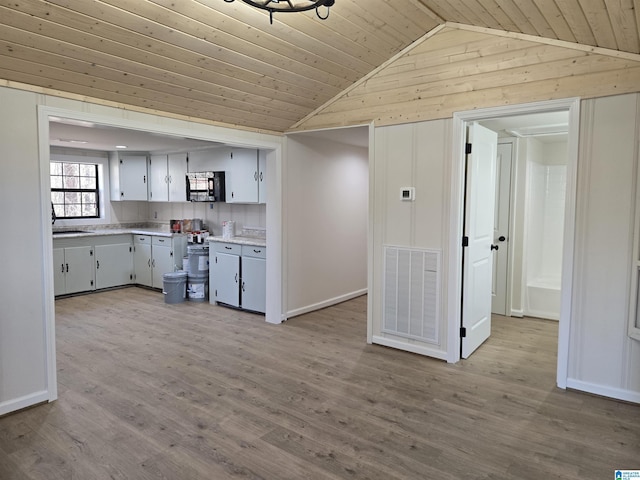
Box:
xmin=241 ymin=281 xmax=245 ymax=292
xmin=96 ymin=260 xmax=100 ymax=269
xmin=253 ymin=249 xmax=261 ymax=254
xmin=61 ymin=264 xmax=65 ymax=274
xmin=259 ymin=172 xmax=263 ymax=181
xmin=66 ymin=263 xmax=69 ymax=273
xmin=169 ymin=175 xmax=172 ymax=184
xmin=152 ymin=259 xmax=155 ymax=267
xmin=254 ymin=171 xmax=258 ymax=181
xmin=235 ymin=273 xmax=238 ymax=284
xmin=143 ymin=175 xmax=146 ymax=184
xmin=225 ymin=246 xmax=232 ymax=250
xmin=165 ymin=175 xmax=169 ymax=184
xmin=148 ymin=259 xmax=151 ymax=267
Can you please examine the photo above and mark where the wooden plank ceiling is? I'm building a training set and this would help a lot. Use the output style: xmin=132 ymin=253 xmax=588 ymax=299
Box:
xmin=0 ymin=0 xmax=639 ymax=133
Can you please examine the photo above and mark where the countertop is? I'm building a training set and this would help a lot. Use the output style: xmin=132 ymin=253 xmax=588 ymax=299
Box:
xmin=208 ymin=236 xmax=266 ymax=247
xmin=52 ymin=227 xmax=182 ymax=238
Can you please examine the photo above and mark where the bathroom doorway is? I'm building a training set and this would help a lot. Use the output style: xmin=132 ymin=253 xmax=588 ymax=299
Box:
xmin=480 ymin=111 xmax=569 ymax=321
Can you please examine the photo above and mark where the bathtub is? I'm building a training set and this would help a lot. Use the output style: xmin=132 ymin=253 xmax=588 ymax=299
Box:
xmin=525 ymin=276 xmax=561 ymax=320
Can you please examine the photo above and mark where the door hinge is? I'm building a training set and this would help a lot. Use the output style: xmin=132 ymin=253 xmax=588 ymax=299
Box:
xmin=462 ymin=236 xmax=469 ymax=247
xmin=465 ymin=143 xmax=472 ymax=154
xmin=460 ymin=327 xmax=467 ymax=338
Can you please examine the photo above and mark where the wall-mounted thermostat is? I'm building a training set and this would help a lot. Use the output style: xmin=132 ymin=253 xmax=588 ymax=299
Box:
xmin=400 ymin=187 xmax=415 ymax=201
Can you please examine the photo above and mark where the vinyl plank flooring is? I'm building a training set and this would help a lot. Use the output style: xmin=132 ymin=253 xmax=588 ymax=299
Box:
xmin=0 ymin=287 xmax=638 ymax=480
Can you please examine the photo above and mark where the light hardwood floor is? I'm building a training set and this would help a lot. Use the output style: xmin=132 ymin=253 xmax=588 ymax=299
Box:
xmin=1 ymin=287 xmax=638 ymax=479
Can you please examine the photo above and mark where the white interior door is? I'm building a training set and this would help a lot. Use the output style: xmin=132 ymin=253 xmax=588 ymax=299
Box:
xmin=462 ymin=123 xmax=498 ymax=358
xmin=491 ymin=142 xmax=513 ymax=315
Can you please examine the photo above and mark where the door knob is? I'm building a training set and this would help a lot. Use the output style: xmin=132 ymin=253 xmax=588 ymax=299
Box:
xmin=491 ymin=244 xmax=499 ymax=251
xmin=498 ymin=236 xmax=506 ymax=242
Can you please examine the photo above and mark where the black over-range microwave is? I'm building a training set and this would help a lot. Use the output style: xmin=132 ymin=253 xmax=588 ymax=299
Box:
xmin=185 ymin=171 xmax=226 ymax=202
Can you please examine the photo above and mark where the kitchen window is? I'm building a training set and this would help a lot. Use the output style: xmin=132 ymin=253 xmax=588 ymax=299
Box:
xmin=51 ymin=162 xmax=100 ymax=219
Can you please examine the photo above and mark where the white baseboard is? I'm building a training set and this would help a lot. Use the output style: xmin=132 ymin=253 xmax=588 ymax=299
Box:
xmin=510 ymin=309 xmax=524 ymax=317
xmin=372 ymin=335 xmax=448 ymax=361
xmin=566 ymin=378 xmax=640 ymax=404
xmin=525 ymin=309 xmax=560 ymax=321
xmin=0 ymin=390 xmax=50 ymax=416
xmin=286 ymin=288 xmax=367 ymax=319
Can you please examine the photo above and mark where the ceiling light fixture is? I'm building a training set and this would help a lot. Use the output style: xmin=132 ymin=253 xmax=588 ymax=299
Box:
xmin=223 ymin=0 xmax=335 ymax=24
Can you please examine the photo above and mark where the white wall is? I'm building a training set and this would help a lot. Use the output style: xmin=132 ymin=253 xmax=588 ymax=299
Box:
xmin=285 ymin=132 xmax=368 ymax=317
xmin=0 ymin=84 xmax=282 ymax=415
xmin=371 ymin=120 xmax=452 ymax=359
xmin=370 ymin=95 xmax=640 ymax=402
xmin=0 ymin=88 xmax=48 ymax=414
xmin=568 ymin=93 xmax=640 ymax=401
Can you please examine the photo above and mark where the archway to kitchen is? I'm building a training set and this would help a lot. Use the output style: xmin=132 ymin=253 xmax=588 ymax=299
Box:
xmin=37 ymin=105 xmax=284 ymax=402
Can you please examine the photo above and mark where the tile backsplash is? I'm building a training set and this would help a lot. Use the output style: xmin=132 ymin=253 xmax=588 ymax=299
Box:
xmin=145 ymin=202 xmax=266 ymax=236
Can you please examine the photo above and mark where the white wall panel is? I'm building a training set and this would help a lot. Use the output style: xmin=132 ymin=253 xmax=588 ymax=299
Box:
xmin=0 ymin=88 xmax=48 ymax=413
xmin=569 ymin=93 xmax=640 ymax=400
xmin=371 ymin=119 xmax=451 ymax=359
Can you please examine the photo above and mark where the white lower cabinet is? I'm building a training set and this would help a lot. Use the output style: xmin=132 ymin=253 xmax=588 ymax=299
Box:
xmin=241 ymin=245 xmax=266 ymax=313
xmin=53 ymin=245 xmax=95 ymax=296
xmin=95 ymin=243 xmax=134 ymax=289
xmin=210 ymin=241 xmax=266 ymax=313
xmin=133 ymin=234 xmax=186 ymax=289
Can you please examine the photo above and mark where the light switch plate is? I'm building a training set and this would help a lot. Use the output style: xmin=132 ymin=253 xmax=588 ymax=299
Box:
xmin=400 ymin=187 xmax=415 ymax=201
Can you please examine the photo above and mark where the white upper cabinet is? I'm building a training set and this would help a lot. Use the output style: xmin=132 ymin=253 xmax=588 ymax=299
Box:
xmin=168 ymin=153 xmax=188 ymax=202
xmin=110 ymin=153 xmax=148 ymax=201
xmin=148 ymin=153 xmax=188 ymax=202
xmin=258 ymin=149 xmax=267 ymax=204
xmin=148 ymin=154 xmax=169 ymax=202
xmin=226 ymin=148 xmax=268 ymax=204
xmin=187 ymin=147 xmax=231 ymax=172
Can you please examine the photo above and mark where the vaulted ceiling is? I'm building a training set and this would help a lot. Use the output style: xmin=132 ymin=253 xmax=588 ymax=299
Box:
xmin=1 ymin=1 xmax=639 ymax=133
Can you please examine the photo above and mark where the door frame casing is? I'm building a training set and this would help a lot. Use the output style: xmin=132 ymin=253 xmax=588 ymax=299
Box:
xmin=492 ymin=139 xmax=517 ymax=317
xmin=447 ymin=98 xmax=580 ymax=390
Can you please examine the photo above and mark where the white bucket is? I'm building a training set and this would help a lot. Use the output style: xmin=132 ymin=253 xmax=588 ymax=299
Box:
xmin=187 ymin=273 xmax=209 ymax=302
xmin=187 ymin=245 xmax=209 ymax=274
xmin=163 ymin=271 xmax=188 ymax=304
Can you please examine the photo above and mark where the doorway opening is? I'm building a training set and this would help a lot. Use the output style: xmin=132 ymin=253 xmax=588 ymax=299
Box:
xmin=450 ymin=98 xmax=580 ymax=389
xmin=480 ymin=111 xmax=570 ymax=322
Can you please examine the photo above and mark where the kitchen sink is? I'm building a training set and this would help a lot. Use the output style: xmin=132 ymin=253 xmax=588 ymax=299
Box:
xmin=53 ymin=230 xmax=92 ymax=235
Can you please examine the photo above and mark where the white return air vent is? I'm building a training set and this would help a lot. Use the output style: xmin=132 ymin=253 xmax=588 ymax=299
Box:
xmin=383 ymin=246 xmax=441 ymax=345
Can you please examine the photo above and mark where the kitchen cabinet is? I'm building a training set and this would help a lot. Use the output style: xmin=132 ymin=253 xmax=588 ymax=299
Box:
xmin=148 ymin=153 xmax=188 ymax=202
xmin=210 ymin=242 xmax=241 ymax=307
xmin=110 ymin=153 xmax=148 ymax=201
xmin=227 ymin=148 xmax=259 ymax=203
xmin=133 ymin=234 xmax=186 ymax=289
xmin=258 ymin=149 xmax=267 ymax=204
xmin=133 ymin=237 xmax=152 ymax=287
xmin=54 ymin=234 xmax=135 ymax=296
xmin=240 ymin=245 xmax=266 ymax=313
xmin=95 ymin=243 xmax=133 ymax=289
xmin=187 ymin=146 xmax=231 ymax=172
xmin=53 ymin=246 xmax=95 ymax=295
xmin=210 ymin=241 xmax=266 ymax=313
